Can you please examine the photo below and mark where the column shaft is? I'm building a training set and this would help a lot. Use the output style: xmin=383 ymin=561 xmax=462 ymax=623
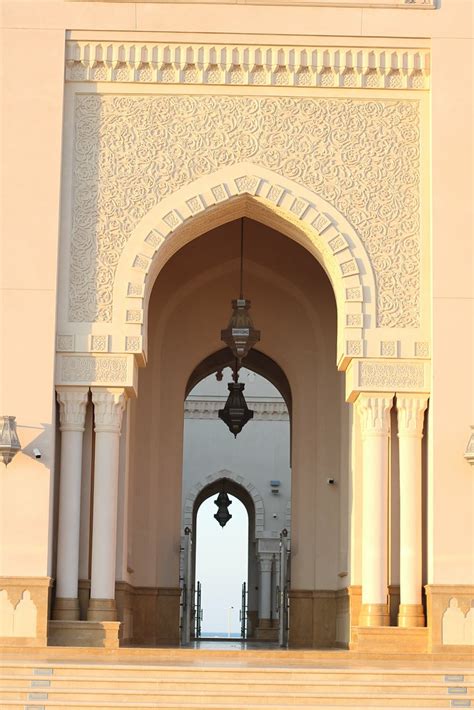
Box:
xmin=88 ymin=388 xmax=126 ymax=621
xmin=397 ymin=395 xmax=428 ymax=627
xmin=258 ymin=556 xmax=273 ymax=625
xmin=54 ymin=387 xmax=89 ymax=620
xmin=357 ymin=394 xmax=393 ymax=627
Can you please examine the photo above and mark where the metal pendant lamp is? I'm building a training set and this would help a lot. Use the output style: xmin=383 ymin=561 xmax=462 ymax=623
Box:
xmin=214 ymin=487 xmax=233 ymax=528
xmin=218 ymin=362 xmax=254 ymax=438
xmin=221 ymin=218 xmax=260 ymax=363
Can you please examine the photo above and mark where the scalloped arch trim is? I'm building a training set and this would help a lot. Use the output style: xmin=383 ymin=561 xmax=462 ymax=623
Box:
xmin=114 ymin=164 xmax=376 ymax=367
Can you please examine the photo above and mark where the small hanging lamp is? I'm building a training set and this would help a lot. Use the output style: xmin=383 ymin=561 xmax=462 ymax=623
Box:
xmin=214 ymin=487 xmax=233 ymax=528
xmin=221 ymin=218 xmax=260 ymax=362
xmin=218 ymin=361 xmax=254 ymax=437
xmin=0 ymin=416 xmax=21 ymax=466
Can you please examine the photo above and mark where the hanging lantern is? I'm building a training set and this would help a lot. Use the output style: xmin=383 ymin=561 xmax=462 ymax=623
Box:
xmin=221 ymin=298 xmax=260 ymax=363
xmin=0 ymin=416 xmax=21 ymax=466
xmin=214 ymin=490 xmax=233 ymax=528
xmin=221 ymin=218 xmax=260 ymax=363
xmin=218 ymin=380 xmax=254 ymax=437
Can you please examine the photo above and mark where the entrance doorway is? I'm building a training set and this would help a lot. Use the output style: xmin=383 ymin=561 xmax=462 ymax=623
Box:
xmin=180 ymin=367 xmax=291 ymax=646
xmin=195 ymin=493 xmax=248 ymax=640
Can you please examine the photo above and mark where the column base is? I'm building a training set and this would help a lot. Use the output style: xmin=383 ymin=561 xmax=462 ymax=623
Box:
xmin=87 ymin=598 xmax=117 ymax=621
xmin=53 ymin=597 xmax=80 ymax=621
xmin=255 ymin=618 xmax=278 ymax=641
xmin=359 ymin=603 xmax=390 ymax=627
xmin=398 ymin=603 xmax=425 ymax=628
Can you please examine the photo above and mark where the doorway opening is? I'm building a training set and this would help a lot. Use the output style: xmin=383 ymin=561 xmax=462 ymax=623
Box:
xmin=195 ymin=493 xmax=248 ymax=639
xmin=180 ymin=366 xmax=291 ymax=646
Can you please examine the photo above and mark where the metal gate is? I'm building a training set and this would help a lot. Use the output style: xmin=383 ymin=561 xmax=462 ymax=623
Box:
xmin=180 ymin=527 xmax=193 ymax=645
xmin=195 ymin=580 xmax=203 ymax=638
xmin=278 ymin=529 xmax=290 ymax=647
xmin=239 ymin=581 xmax=248 ymax=639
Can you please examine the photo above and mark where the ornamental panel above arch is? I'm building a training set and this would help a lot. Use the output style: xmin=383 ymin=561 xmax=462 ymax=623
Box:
xmin=56 ymin=58 xmax=430 ymax=382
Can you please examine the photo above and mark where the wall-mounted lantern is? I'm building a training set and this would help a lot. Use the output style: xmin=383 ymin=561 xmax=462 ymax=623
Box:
xmin=0 ymin=416 xmax=21 ymax=466
xmin=465 ymin=426 xmax=474 ymax=465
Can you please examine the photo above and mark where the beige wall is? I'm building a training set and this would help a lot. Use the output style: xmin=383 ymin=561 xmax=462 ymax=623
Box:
xmin=0 ymin=26 xmax=65 ymax=577
xmin=1 ymin=0 xmax=473 ymax=624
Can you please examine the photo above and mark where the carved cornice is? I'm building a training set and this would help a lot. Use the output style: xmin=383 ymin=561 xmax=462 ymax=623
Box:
xmin=184 ymin=399 xmax=289 ymax=421
xmin=345 ymin=359 xmax=430 ymax=402
xmin=55 ymin=353 xmax=138 ymax=395
xmin=65 ymin=41 xmax=430 ymax=90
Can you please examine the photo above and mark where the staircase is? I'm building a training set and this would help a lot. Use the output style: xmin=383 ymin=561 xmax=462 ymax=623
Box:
xmin=0 ymin=656 xmax=473 ymax=709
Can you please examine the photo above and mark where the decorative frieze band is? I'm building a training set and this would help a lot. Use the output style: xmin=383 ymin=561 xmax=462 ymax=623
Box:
xmin=56 ymin=354 xmax=138 ymax=395
xmin=345 ymin=358 xmax=430 ymax=402
xmin=65 ymin=41 xmax=430 ymax=90
xmin=184 ymin=399 xmax=289 ymax=421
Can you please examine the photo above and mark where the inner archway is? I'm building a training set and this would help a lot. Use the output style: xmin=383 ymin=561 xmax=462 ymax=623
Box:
xmin=126 ymin=215 xmax=346 ymax=648
xmin=182 ymin=364 xmax=292 ymax=645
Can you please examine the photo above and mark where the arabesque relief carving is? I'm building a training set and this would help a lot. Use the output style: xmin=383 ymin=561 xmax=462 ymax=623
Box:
xmin=69 ymin=95 xmax=421 ymax=328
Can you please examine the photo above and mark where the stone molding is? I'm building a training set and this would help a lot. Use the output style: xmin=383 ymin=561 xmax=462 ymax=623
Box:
xmin=356 ymin=394 xmax=393 ymax=437
xmin=345 ymin=359 xmax=430 ymax=402
xmin=91 ymin=388 xmax=127 ymax=434
xmin=396 ymin=394 xmax=428 ymax=437
xmin=65 ymin=41 xmax=430 ymax=90
xmin=183 ymin=468 xmax=266 ymax=535
xmin=56 ymin=387 xmax=89 ymax=432
xmin=184 ymin=398 xmax=289 ymax=421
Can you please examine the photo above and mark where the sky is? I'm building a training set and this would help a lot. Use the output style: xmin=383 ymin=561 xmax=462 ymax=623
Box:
xmin=195 ymin=495 xmax=248 ymax=636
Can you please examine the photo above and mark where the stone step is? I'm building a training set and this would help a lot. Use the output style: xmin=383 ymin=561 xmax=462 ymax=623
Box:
xmin=1 ymin=674 xmax=473 ymax=694
xmin=1 ymin=700 xmax=472 ymax=709
xmin=2 ymin=662 xmax=473 ymax=684
xmin=2 ymin=686 xmax=473 ymax=706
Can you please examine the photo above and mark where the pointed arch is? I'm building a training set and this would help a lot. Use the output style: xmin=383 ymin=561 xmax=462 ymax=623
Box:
xmin=183 ymin=469 xmax=266 ymax=537
xmin=113 ymin=164 xmax=376 ymax=369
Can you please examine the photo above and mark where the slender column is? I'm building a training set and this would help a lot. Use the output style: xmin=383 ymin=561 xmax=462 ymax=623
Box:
xmin=54 ymin=387 xmax=89 ymax=620
xmin=357 ymin=394 xmax=393 ymax=627
xmin=272 ymin=555 xmax=280 ymax=623
xmin=397 ymin=395 xmax=428 ymax=628
xmin=87 ymin=388 xmax=126 ymax=621
xmin=258 ymin=554 xmax=273 ymax=628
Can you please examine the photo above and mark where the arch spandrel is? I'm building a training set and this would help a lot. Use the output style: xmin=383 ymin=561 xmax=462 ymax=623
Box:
xmin=113 ymin=165 xmax=375 ymax=369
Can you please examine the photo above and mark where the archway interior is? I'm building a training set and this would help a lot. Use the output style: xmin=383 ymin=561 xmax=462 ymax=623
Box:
xmin=128 ymin=215 xmax=346 ymax=647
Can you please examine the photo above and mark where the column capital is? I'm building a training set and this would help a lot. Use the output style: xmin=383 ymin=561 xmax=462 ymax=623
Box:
xmin=56 ymin=386 xmax=89 ymax=432
xmin=258 ymin=554 xmax=273 ymax=573
xmin=91 ymin=388 xmax=127 ymax=434
xmin=396 ymin=394 xmax=428 ymax=438
xmin=356 ymin=393 xmax=393 ymax=438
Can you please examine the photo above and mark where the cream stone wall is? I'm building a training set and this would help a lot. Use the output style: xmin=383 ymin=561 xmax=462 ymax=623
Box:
xmin=1 ymin=0 xmax=473 ymax=647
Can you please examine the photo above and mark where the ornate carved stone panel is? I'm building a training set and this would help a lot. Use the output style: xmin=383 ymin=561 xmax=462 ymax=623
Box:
xmin=69 ymin=94 xmax=421 ymax=329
